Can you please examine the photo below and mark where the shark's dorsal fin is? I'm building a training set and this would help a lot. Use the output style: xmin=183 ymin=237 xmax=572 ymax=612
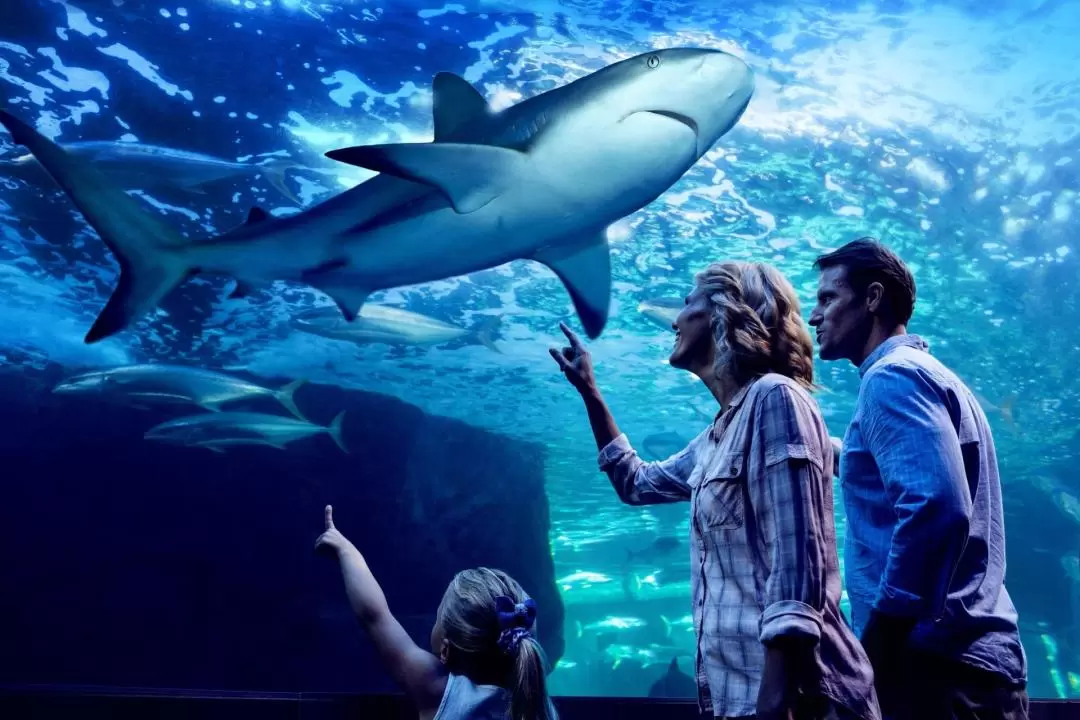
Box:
xmin=432 ymin=72 xmax=488 ymax=141
xmin=228 ymin=281 xmax=257 ymax=299
xmin=325 ymin=142 xmax=527 ymax=214
xmin=246 ymin=206 xmax=270 ymax=224
xmin=533 ymin=232 xmax=612 ymax=339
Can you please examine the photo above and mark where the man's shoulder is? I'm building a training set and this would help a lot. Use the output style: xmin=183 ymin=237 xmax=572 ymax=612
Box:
xmin=864 ymin=343 xmax=957 ymax=388
xmin=861 ymin=344 xmax=977 ymax=416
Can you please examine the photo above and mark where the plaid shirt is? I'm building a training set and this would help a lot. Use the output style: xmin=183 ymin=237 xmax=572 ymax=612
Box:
xmin=598 ymin=374 xmax=878 ymax=719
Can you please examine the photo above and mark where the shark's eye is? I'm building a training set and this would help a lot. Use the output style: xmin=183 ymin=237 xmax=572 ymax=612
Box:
xmin=646 ymin=54 xmax=660 ymax=69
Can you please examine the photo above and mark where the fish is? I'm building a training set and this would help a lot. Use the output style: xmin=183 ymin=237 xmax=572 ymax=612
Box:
xmin=144 ymin=410 xmax=347 ymax=453
xmin=575 ymin=616 xmax=648 ymax=638
xmin=633 ymin=571 xmax=666 ymax=590
xmin=972 ymin=388 xmax=1018 ymax=430
xmin=660 ymin=613 xmax=694 ymax=638
xmin=52 ymin=364 xmax=306 ymax=419
xmin=641 ymin=431 xmax=689 ymax=461
xmin=626 ymin=536 xmax=680 ymax=563
xmin=0 ymin=47 xmax=755 ymax=344
xmin=5 ymin=141 xmax=303 ymax=205
xmin=604 ymin=643 xmax=693 ymax=670
xmin=557 ymin=570 xmax=614 ymax=592
xmin=637 ymin=297 xmax=683 ymax=330
xmin=291 ymin=303 xmax=501 ymax=353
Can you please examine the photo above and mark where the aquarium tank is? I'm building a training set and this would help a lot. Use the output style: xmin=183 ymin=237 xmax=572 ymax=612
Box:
xmin=0 ymin=0 xmax=1076 ymax=705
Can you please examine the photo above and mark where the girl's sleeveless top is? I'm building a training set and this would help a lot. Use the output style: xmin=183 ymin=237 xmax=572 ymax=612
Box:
xmin=433 ymin=672 xmax=558 ymax=720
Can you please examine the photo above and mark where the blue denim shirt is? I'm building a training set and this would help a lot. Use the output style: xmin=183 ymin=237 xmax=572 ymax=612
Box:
xmin=840 ymin=334 xmax=1026 ymax=683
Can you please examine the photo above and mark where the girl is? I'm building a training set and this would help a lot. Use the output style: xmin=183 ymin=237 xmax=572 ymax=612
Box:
xmin=315 ymin=505 xmax=558 ymax=720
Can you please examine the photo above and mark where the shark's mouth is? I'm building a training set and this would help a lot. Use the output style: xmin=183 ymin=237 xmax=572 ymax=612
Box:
xmin=624 ymin=109 xmax=700 ymax=139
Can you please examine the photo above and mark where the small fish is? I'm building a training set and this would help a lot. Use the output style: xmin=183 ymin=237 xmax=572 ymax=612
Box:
xmin=144 ymin=410 xmax=347 ymax=453
xmin=633 ymin=571 xmax=665 ymax=590
xmin=53 ymin=364 xmax=306 ymax=419
xmin=626 ymin=536 xmax=680 ymax=563
xmin=637 ymin=297 xmax=682 ymax=331
xmin=972 ymin=389 xmax=1018 ymax=430
xmin=7 ymin=140 xmax=303 ymax=204
xmin=660 ymin=614 xmax=694 ymax=638
xmin=557 ymin=571 xmax=613 ymax=591
xmin=291 ymin=304 xmax=501 ymax=353
xmin=575 ymin=616 xmax=647 ymax=638
xmin=641 ymin=431 xmax=689 ymax=462
xmin=604 ymin=643 xmax=687 ymax=670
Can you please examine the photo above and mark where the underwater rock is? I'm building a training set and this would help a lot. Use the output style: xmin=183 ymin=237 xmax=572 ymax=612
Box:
xmin=0 ymin=367 xmax=563 ymax=692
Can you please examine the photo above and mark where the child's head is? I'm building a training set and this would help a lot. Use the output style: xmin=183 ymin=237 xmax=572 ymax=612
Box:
xmin=432 ymin=567 xmax=553 ymax=720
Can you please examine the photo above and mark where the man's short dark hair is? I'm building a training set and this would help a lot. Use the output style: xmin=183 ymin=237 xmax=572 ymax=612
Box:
xmin=813 ymin=238 xmax=916 ymax=325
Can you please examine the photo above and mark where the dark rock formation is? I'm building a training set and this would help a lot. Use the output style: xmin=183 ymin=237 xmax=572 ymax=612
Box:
xmin=0 ymin=367 xmax=563 ymax=693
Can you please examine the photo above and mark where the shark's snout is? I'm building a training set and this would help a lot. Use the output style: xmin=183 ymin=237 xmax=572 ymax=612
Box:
xmin=684 ymin=52 xmax=755 ymax=155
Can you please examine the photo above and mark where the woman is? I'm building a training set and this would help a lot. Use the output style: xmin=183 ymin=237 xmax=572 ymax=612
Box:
xmin=549 ymin=261 xmax=879 ymax=720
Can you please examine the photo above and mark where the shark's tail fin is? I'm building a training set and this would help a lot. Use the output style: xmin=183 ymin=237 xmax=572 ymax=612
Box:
xmin=325 ymin=410 xmax=348 ymax=454
xmin=467 ymin=314 xmax=502 ymax=354
xmin=0 ymin=109 xmax=193 ymax=344
xmin=275 ymin=378 xmax=308 ymax=420
xmin=1000 ymin=391 xmax=1018 ymax=430
xmin=258 ymin=158 xmax=302 ymax=205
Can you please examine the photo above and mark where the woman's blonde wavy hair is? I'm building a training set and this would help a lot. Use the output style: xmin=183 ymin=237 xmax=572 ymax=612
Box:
xmin=694 ymin=261 xmax=816 ymax=390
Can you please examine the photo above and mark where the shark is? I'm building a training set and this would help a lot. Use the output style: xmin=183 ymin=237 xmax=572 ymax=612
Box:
xmin=144 ymin=410 xmax=348 ymax=454
xmin=637 ymin=296 xmax=683 ymax=331
xmin=52 ymin=363 xmax=307 ymax=419
xmin=0 ymin=47 xmax=754 ymax=345
xmin=4 ymin=141 xmax=303 ymax=204
xmin=290 ymin=303 xmax=502 ymax=353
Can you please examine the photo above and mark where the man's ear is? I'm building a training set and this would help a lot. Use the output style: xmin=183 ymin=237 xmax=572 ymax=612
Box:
xmin=865 ymin=281 xmax=884 ymax=314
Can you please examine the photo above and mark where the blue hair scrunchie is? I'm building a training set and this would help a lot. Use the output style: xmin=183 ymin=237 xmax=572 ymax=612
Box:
xmin=494 ymin=595 xmax=537 ymax=656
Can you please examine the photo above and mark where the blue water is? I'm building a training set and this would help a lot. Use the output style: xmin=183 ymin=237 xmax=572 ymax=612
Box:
xmin=0 ymin=0 xmax=1078 ymax=702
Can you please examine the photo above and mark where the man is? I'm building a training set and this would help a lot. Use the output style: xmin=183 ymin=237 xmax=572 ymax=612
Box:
xmin=808 ymin=238 xmax=1028 ymax=720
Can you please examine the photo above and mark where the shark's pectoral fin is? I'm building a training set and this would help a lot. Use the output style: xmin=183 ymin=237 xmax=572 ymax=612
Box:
xmin=304 ymin=275 xmax=370 ymax=322
xmin=324 ymin=143 xmax=526 ymax=214
xmin=432 ymin=72 xmax=489 ymax=141
xmin=258 ymin=159 xmax=302 ymax=206
xmin=534 ymin=233 xmax=612 ymax=340
xmin=324 ymin=287 xmax=370 ymax=321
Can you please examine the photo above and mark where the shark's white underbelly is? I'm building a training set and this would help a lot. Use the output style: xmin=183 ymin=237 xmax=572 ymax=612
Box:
xmin=338 ymin=182 xmax=583 ymax=289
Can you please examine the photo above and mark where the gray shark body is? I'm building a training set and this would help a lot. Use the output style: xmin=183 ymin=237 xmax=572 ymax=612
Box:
xmin=291 ymin=304 xmax=502 ymax=352
xmin=144 ymin=410 xmax=347 ymax=454
xmin=6 ymin=140 xmax=302 ymax=203
xmin=53 ymin=363 xmax=307 ymax=418
xmin=637 ymin=297 xmax=683 ymax=330
xmin=0 ymin=48 xmax=754 ymax=345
